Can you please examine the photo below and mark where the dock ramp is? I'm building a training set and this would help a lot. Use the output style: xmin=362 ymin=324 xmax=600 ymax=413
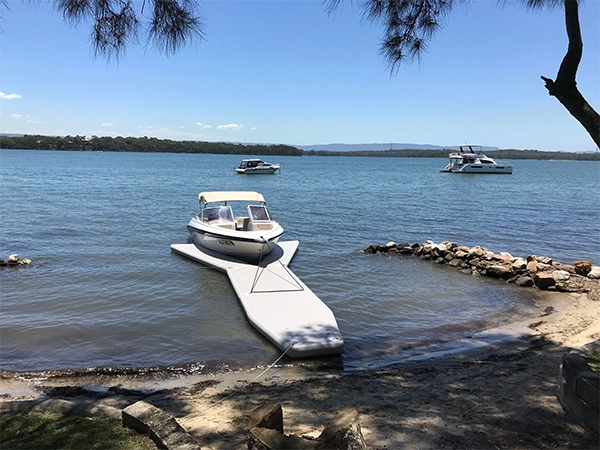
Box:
xmin=170 ymin=241 xmax=344 ymax=358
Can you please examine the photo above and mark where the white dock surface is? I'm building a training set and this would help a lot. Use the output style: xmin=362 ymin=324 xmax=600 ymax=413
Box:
xmin=170 ymin=241 xmax=344 ymax=358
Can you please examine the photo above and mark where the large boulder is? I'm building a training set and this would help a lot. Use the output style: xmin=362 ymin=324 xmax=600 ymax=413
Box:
xmin=574 ymin=260 xmax=592 ymax=276
xmin=486 ymin=264 xmax=514 ymax=279
xmin=533 ymin=272 xmax=556 ymax=290
xmin=588 ymin=266 xmax=600 ymax=280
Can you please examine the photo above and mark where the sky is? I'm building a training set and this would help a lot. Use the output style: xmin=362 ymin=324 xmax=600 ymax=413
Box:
xmin=0 ymin=0 xmax=599 ymax=152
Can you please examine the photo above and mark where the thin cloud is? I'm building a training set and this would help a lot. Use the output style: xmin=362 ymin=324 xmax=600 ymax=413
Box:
xmin=217 ymin=123 xmax=243 ymax=130
xmin=196 ymin=122 xmax=212 ymax=129
xmin=11 ymin=114 xmax=22 ymax=119
xmin=101 ymin=122 xmax=114 ymax=127
xmin=0 ymin=92 xmax=22 ymax=100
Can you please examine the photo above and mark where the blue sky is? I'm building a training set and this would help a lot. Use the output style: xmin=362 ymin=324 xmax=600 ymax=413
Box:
xmin=1 ymin=0 xmax=599 ymax=152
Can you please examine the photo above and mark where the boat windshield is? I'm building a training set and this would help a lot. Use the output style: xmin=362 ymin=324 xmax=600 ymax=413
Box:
xmin=202 ymin=206 xmax=234 ymax=223
xmin=248 ymin=205 xmax=272 ymax=222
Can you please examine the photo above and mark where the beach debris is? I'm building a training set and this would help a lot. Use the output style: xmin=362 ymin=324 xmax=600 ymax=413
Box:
xmin=362 ymin=240 xmax=600 ymax=293
xmin=248 ymin=403 xmax=367 ymax=450
xmin=1 ymin=254 xmax=32 ymax=267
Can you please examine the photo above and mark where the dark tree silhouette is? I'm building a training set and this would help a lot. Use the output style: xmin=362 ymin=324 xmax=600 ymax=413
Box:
xmin=327 ymin=0 xmax=599 ymax=147
xmin=55 ymin=0 xmax=204 ymax=60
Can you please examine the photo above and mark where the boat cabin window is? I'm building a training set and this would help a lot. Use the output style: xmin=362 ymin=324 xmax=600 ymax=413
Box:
xmin=248 ymin=205 xmax=271 ymax=222
xmin=202 ymin=206 xmax=234 ymax=223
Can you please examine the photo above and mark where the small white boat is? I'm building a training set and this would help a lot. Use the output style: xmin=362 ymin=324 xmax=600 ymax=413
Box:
xmin=440 ymin=145 xmax=513 ymax=174
xmin=235 ymin=159 xmax=281 ymax=174
xmin=187 ymin=191 xmax=284 ymax=261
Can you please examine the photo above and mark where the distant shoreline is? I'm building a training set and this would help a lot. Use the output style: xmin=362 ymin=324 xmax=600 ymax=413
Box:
xmin=1 ymin=135 xmax=598 ymax=161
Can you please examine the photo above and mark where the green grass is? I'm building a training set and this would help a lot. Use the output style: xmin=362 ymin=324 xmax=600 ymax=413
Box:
xmin=588 ymin=348 xmax=600 ymax=374
xmin=0 ymin=410 xmax=156 ymax=450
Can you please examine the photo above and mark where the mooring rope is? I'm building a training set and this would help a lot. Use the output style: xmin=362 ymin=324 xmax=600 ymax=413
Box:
xmin=249 ymin=239 xmax=304 ymax=294
xmin=204 ymin=340 xmax=297 ymax=411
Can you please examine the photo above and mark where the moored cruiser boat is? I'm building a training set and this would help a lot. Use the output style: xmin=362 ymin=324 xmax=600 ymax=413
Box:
xmin=235 ymin=159 xmax=281 ymax=174
xmin=440 ymin=145 xmax=513 ymax=174
xmin=187 ymin=191 xmax=284 ymax=261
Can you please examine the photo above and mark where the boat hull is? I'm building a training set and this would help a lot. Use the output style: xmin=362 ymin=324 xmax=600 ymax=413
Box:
xmin=187 ymin=224 xmax=283 ymax=261
xmin=448 ymin=164 xmax=513 ymax=174
xmin=235 ymin=167 xmax=280 ymax=174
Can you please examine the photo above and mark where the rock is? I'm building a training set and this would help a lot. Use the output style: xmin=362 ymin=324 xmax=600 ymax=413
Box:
xmin=318 ymin=408 xmax=367 ymax=450
xmin=574 ymin=260 xmax=592 ymax=276
xmin=455 ymin=250 xmax=468 ymax=259
xmin=468 ymin=246 xmax=483 ymax=256
xmin=122 ymin=401 xmax=199 ymax=450
xmin=248 ymin=403 xmax=283 ymax=433
xmin=516 ymin=276 xmax=534 ymax=287
xmin=7 ymin=254 xmax=18 ymax=263
xmin=399 ymin=246 xmax=414 ymax=255
xmin=533 ymin=272 xmax=556 ymax=290
xmin=385 ymin=241 xmax=396 ymax=248
xmin=247 ymin=405 xmax=367 ymax=450
xmin=456 ymin=245 xmax=470 ymax=253
xmin=19 ymin=258 xmax=32 ymax=265
xmin=536 ymin=262 xmax=553 ymax=272
xmin=511 ymin=258 xmax=527 ymax=271
xmin=588 ymin=266 xmax=600 ymax=280
xmin=486 ymin=264 xmax=514 ymax=279
xmin=248 ymin=428 xmax=318 ymax=450
xmin=526 ymin=255 xmax=537 ymax=263
xmin=552 ymin=270 xmax=571 ymax=282
xmin=552 ymin=262 xmax=576 ymax=273
xmin=469 ymin=257 xmax=480 ymax=267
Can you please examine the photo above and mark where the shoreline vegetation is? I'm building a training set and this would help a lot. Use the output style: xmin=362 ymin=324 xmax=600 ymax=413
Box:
xmin=1 ymin=134 xmax=599 ymax=160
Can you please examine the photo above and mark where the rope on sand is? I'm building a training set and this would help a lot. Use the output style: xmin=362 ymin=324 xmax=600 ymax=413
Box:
xmin=205 ymin=341 xmax=297 ymax=411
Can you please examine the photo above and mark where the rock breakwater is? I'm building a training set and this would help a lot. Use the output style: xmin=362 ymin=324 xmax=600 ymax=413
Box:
xmin=362 ymin=240 xmax=600 ymax=295
xmin=0 ymin=254 xmax=32 ymax=267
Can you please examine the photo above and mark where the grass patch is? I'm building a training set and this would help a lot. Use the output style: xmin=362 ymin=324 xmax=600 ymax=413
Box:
xmin=587 ymin=348 xmax=600 ymax=374
xmin=0 ymin=410 xmax=156 ymax=450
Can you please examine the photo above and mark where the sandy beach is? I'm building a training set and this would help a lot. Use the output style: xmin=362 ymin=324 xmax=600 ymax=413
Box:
xmin=2 ymin=282 xmax=599 ymax=449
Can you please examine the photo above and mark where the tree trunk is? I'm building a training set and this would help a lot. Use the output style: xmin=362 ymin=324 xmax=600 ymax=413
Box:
xmin=541 ymin=0 xmax=599 ymax=148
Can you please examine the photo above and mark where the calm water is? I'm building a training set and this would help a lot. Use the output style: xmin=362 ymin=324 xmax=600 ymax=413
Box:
xmin=1 ymin=150 xmax=599 ymax=373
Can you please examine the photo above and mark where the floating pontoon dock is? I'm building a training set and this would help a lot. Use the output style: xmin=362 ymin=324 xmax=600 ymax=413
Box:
xmin=170 ymin=241 xmax=344 ymax=358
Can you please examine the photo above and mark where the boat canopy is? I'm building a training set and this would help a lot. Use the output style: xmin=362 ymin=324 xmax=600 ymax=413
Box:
xmin=199 ymin=191 xmax=266 ymax=204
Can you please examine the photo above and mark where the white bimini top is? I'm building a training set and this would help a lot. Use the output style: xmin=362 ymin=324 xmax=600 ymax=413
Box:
xmin=199 ymin=191 xmax=266 ymax=204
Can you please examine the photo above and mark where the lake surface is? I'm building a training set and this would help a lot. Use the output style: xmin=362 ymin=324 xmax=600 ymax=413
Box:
xmin=1 ymin=150 xmax=598 ymax=373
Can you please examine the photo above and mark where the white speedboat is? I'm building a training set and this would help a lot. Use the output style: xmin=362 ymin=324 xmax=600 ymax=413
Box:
xmin=235 ymin=159 xmax=281 ymax=174
xmin=187 ymin=191 xmax=284 ymax=261
xmin=440 ymin=145 xmax=513 ymax=174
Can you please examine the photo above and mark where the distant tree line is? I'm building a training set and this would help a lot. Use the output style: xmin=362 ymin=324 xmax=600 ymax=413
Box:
xmin=0 ymin=135 xmax=303 ymax=156
xmin=303 ymin=148 xmax=600 ymax=161
xmin=1 ymin=135 xmax=598 ymax=160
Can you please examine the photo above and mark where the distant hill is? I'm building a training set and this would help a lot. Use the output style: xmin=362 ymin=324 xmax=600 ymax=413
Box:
xmin=295 ymin=143 xmax=500 ymax=151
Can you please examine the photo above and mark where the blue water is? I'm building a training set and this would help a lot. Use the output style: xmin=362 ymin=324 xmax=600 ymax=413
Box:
xmin=1 ymin=150 xmax=599 ymax=372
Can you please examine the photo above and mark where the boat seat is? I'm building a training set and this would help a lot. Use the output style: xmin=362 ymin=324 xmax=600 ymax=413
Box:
xmin=248 ymin=222 xmax=275 ymax=231
xmin=213 ymin=222 xmax=236 ymax=230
